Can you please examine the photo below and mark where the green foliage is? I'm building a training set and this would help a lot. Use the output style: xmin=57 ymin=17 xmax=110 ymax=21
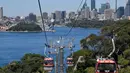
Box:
xmin=123 ymin=49 xmax=130 ymax=60
xmin=76 ymin=62 xmax=86 ymax=73
xmin=73 ymin=20 xmax=130 ymax=72
xmin=21 ymin=53 xmax=44 ymax=73
xmin=66 ymin=19 xmax=115 ymax=28
xmin=73 ymin=49 xmax=92 ymax=64
xmin=84 ymin=58 xmax=96 ymax=67
xmin=84 ymin=67 xmax=95 ymax=73
xmin=120 ymin=66 xmax=130 ymax=73
xmin=81 ymin=33 xmax=113 ymax=57
xmin=1 ymin=53 xmax=45 ymax=73
xmin=118 ymin=57 xmax=129 ymax=66
xmin=7 ymin=22 xmax=42 ymax=31
xmin=73 ymin=49 xmax=92 ymax=57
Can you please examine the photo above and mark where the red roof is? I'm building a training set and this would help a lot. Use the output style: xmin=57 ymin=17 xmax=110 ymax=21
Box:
xmin=97 ymin=59 xmax=115 ymax=63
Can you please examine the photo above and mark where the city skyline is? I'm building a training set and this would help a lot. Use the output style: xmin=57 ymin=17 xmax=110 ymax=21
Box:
xmin=0 ymin=0 xmax=126 ymax=16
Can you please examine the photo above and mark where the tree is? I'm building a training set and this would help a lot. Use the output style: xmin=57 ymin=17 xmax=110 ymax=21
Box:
xmin=84 ymin=67 xmax=95 ymax=73
xmin=1 ymin=53 xmax=45 ymax=73
xmin=120 ymin=66 xmax=130 ymax=73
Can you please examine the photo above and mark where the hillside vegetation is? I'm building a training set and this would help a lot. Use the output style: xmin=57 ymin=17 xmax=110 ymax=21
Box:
xmin=7 ymin=22 xmax=42 ymax=32
xmin=66 ymin=19 xmax=115 ymax=28
xmin=67 ymin=20 xmax=130 ymax=73
xmin=0 ymin=53 xmax=46 ymax=73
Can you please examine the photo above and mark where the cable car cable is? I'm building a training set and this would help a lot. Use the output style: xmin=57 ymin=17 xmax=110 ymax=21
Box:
xmin=97 ymin=22 xmax=130 ymax=57
xmin=64 ymin=0 xmax=84 ymax=37
xmin=38 ymin=0 xmax=48 ymax=44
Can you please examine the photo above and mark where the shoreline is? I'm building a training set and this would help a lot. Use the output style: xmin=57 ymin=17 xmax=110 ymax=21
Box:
xmin=0 ymin=31 xmax=54 ymax=33
xmin=0 ymin=26 xmax=100 ymax=33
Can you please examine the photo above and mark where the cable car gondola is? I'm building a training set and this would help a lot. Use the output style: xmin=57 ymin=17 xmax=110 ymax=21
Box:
xmin=43 ymin=58 xmax=54 ymax=71
xmin=67 ymin=57 xmax=74 ymax=67
xmin=67 ymin=39 xmax=75 ymax=67
xmin=95 ymin=58 xmax=118 ymax=73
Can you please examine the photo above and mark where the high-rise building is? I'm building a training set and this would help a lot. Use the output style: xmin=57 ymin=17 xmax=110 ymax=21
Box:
xmin=51 ymin=13 xmax=56 ymax=19
xmin=117 ymin=6 xmax=124 ymax=18
xmin=104 ymin=9 xmax=114 ymax=20
xmin=124 ymin=0 xmax=130 ymax=16
xmin=99 ymin=4 xmax=106 ymax=14
xmin=80 ymin=0 xmax=90 ymax=19
xmin=91 ymin=0 xmax=96 ymax=10
xmin=99 ymin=3 xmax=110 ymax=14
xmin=81 ymin=7 xmax=90 ymax=19
xmin=43 ymin=12 xmax=48 ymax=19
xmin=29 ymin=13 xmax=37 ymax=22
xmin=91 ymin=9 xmax=98 ymax=19
xmin=115 ymin=0 xmax=117 ymax=12
xmin=61 ymin=11 xmax=66 ymax=19
xmin=106 ymin=2 xmax=110 ymax=9
xmin=55 ymin=11 xmax=62 ymax=22
xmin=0 ymin=7 xmax=3 ymax=19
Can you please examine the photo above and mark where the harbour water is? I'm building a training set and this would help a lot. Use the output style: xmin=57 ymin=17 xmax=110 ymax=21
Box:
xmin=0 ymin=27 xmax=100 ymax=67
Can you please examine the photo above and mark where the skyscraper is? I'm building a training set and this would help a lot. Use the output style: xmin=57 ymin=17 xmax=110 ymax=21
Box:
xmin=106 ymin=2 xmax=110 ymax=9
xmin=81 ymin=0 xmax=90 ymax=19
xmin=117 ymin=6 xmax=124 ymax=18
xmin=51 ymin=13 xmax=56 ymax=19
xmin=104 ymin=9 xmax=114 ymax=20
xmin=91 ymin=0 xmax=95 ymax=10
xmin=61 ymin=11 xmax=66 ymax=19
xmin=99 ymin=3 xmax=110 ymax=14
xmin=43 ymin=12 xmax=48 ymax=19
xmin=0 ymin=7 xmax=3 ymax=19
xmin=29 ymin=13 xmax=37 ymax=22
xmin=99 ymin=4 xmax=107 ymax=14
xmin=55 ymin=11 xmax=62 ymax=22
xmin=91 ymin=9 xmax=98 ymax=19
xmin=124 ymin=0 xmax=130 ymax=16
xmin=115 ymin=0 xmax=117 ymax=12
xmin=81 ymin=7 xmax=90 ymax=19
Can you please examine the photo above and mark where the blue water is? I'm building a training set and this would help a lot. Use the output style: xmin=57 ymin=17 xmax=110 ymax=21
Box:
xmin=0 ymin=27 xmax=100 ymax=67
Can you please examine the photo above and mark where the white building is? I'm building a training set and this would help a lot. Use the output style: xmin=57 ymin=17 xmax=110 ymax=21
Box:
xmin=98 ymin=14 xmax=105 ymax=20
xmin=104 ymin=9 xmax=114 ymax=20
xmin=81 ymin=7 xmax=90 ymax=19
xmin=91 ymin=9 xmax=98 ymax=19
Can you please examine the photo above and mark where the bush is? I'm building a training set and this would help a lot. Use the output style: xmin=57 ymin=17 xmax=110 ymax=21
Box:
xmin=84 ymin=67 xmax=95 ymax=73
xmin=123 ymin=49 xmax=130 ymax=60
xmin=118 ymin=55 xmax=129 ymax=66
xmin=1 ymin=53 xmax=45 ymax=73
xmin=73 ymin=49 xmax=92 ymax=64
xmin=120 ymin=66 xmax=130 ymax=73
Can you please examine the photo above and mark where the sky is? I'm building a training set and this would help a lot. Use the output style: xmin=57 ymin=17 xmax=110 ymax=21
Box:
xmin=0 ymin=0 xmax=126 ymax=17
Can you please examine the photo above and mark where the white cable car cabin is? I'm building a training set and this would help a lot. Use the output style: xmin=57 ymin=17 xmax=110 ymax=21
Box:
xmin=67 ymin=58 xmax=74 ymax=67
xmin=43 ymin=58 xmax=54 ymax=71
